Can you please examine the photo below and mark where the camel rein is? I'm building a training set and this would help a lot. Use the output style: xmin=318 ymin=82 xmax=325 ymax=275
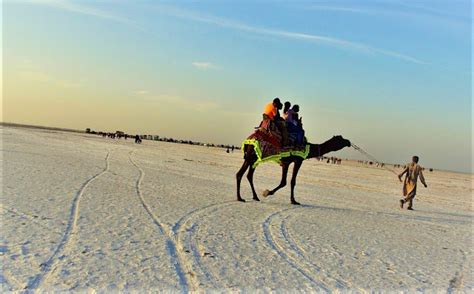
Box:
xmin=351 ymin=143 xmax=399 ymax=176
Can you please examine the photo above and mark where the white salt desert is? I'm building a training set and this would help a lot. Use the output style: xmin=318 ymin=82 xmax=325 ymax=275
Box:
xmin=1 ymin=126 xmax=472 ymax=292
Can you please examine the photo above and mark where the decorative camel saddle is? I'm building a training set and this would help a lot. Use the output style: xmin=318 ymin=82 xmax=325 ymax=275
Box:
xmin=242 ymin=122 xmax=309 ymax=167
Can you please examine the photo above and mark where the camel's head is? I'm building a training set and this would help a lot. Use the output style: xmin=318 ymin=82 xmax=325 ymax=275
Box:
xmin=307 ymin=135 xmax=351 ymax=158
xmin=329 ymin=135 xmax=351 ymax=149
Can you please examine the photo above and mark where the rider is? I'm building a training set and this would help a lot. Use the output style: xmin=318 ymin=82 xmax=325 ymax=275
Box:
xmin=282 ymin=101 xmax=291 ymax=120
xmin=262 ymin=98 xmax=289 ymax=146
xmin=285 ymin=104 xmax=304 ymax=146
xmin=263 ymin=98 xmax=283 ymax=120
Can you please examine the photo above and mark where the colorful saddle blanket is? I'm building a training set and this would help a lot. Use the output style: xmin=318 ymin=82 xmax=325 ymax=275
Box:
xmin=243 ymin=129 xmax=310 ymax=168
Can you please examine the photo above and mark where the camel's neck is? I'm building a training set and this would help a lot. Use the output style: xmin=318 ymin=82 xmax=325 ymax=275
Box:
xmin=307 ymin=141 xmax=341 ymax=159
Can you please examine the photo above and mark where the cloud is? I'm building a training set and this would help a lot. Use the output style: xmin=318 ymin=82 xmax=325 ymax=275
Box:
xmin=154 ymin=5 xmax=426 ymax=64
xmin=307 ymin=5 xmax=374 ymax=14
xmin=11 ymin=1 xmax=427 ymax=64
xmin=15 ymin=59 xmax=81 ymax=88
xmin=306 ymin=3 xmax=470 ymax=26
xmin=194 ymin=101 xmax=219 ymax=112
xmin=13 ymin=0 xmax=141 ymax=28
xmin=18 ymin=70 xmax=81 ymax=88
xmin=137 ymin=92 xmax=219 ymax=113
xmin=192 ymin=62 xmax=218 ymax=70
xmin=395 ymin=1 xmax=469 ymax=20
xmin=18 ymin=70 xmax=54 ymax=83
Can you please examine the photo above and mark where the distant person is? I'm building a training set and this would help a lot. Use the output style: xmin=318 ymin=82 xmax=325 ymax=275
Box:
xmin=398 ymin=156 xmax=428 ymax=210
xmin=135 ymin=135 xmax=142 ymax=144
xmin=231 ymin=145 xmax=235 ymax=153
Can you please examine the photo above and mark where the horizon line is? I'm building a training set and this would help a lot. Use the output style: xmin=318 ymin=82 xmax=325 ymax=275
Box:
xmin=1 ymin=121 xmax=468 ymax=175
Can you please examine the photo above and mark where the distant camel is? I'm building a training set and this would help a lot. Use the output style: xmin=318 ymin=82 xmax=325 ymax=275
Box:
xmin=236 ymin=135 xmax=351 ymax=205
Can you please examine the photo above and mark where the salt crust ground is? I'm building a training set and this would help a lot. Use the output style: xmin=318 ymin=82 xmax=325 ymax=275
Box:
xmin=1 ymin=126 xmax=472 ymax=292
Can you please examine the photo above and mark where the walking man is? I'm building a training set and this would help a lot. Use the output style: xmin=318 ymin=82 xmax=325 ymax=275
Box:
xmin=398 ymin=156 xmax=428 ymax=210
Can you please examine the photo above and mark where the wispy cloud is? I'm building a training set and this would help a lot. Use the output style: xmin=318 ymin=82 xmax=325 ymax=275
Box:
xmin=16 ymin=61 xmax=81 ymax=88
xmin=395 ymin=1 xmax=470 ymax=20
xmin=154 ymin=5 xmax=426 ymax=64
xmin=137 ymin=92 xmax=219 ymax=113
xmin=17 ymin=69 xmax=81 ymax=88
xmin=14 ymin=0 xmax=140 ymax=28
xmin=134 ymin=90 xmax=149 ymax=95
xmin=12 ymin=1 xmax=426 ymax=64
xmin=192 ymin=62 xmax=218 ymax=70
xmin=306 ymin=3 xmax=470 ymax=25
xmin=307 ymin=5 xmax=374 ymax=14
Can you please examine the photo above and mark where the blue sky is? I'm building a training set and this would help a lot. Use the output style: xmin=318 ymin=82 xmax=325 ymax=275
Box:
xmin=3 ymin=0 xmax=472 ymax=173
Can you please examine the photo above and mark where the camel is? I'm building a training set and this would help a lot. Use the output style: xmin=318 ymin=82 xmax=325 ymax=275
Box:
xmin=236 ymin=135 xmax=351 ymax=205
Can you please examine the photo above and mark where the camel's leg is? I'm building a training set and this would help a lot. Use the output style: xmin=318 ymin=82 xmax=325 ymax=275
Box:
xmin=236 ymin=160 xmax=250 ymax=202
xmin=263 ymin=163 xmax=289 ymax=197
xmin=246 ymin=165 xmax=260 ymax=201
xmin=290 ymin=161 xmax=303 ymax=205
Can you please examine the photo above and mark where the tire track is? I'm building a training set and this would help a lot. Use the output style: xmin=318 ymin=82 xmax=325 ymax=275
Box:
xmin=263 ymin=207 xmax=366 ymax=291
xmin=171 ymin=201 xmax=237 ymax=235
xmin=172 ymin=201 xmax=238 ymax=289
xmin=266 ymin=208 xmax=374 ymax=292
xmin=262 ymin=207 xmax=331 ymax=291
xmin=128 ymin=151 xmax=197 ymax=292
xmin=182 ymin=223 xmax=216 ymax=287
xmin=128 ymin=152 xmax=165 ymax=235
xmin=129 ymin=151 xmax=239 ymax=290
xmin=25 ymin=151 xmax=110 ymax=290
xmin=280 ymin=211 xmax=363 ymax=291
xmin=283 ymin=207 xmax=457 ymax=291
xmin=0 ymin=271 xmax=20 ymax=291
xmin=447 ymin=249 xmax=469 ymax=293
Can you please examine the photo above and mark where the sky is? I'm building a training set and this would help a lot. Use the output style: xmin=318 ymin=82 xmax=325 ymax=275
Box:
xmin=2 ymin=0 xmax=472 ymax=173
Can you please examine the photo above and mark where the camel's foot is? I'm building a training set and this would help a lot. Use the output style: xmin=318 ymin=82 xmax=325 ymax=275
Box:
xmin=291 ymin=200 xmax=301 ymax=205
xmin=262 ymin=189 xmax=271 ymax=197
xmin=237 ymin=197 xmax=246 ymax=202
xmin=253 ymin=196 xmax=260 ymax=201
